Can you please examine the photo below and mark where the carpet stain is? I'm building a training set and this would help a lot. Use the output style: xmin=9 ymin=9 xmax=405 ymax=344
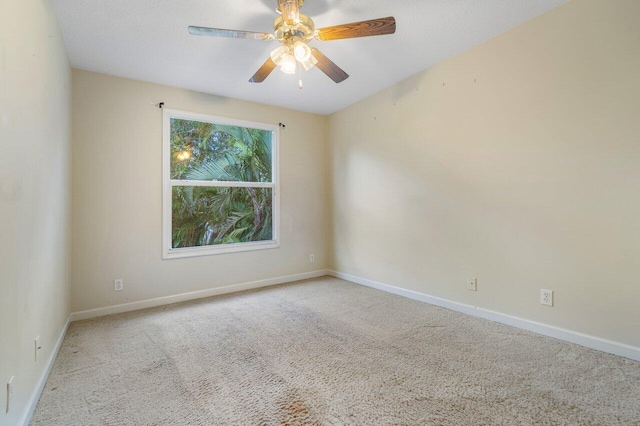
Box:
xmin=282 ymin=398 xmax=317 ymax=425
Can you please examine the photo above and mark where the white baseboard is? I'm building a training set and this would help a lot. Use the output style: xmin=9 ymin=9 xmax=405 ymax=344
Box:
xmin=19 ymin=315 xmax=71 ymax=426
xmin=70 ymin=270 xmax=330 ymax=322
xmin=17 ymin=270 xmax=638 ymax=425
xmin=329 ymin=270 xmax=640 ymax=362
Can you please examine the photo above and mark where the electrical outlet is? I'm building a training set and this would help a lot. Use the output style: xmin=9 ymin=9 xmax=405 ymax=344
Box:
xmin=35 ymin=336 xmax=41 ymax=362
xmin=541 ymin=289 xmax=553 ymax=306
xmin=6 ymin=376 xmax=13 ymax=413
xmin=468 ymin=277 xmax=477 ymax=291
xmin=114 ymin=279 xmax=123 ymax=291
xmin=309 ymin=254 xmax=315 ymax=263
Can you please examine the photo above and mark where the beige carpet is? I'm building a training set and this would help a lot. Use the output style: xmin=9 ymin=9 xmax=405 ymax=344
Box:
xmin=31 ymin=277 xmax=640 ymax=425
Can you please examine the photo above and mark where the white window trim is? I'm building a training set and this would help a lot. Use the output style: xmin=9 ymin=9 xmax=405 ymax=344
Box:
xmin=162 ymin=108 xmax=280 ymax=259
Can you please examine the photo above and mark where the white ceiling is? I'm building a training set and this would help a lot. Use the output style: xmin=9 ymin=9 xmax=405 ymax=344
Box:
xmin=52 ymin=0 xmax=566 ymax=115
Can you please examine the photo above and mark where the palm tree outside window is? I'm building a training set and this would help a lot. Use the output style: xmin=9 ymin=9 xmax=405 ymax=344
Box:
xmin=162 ymin=109 xmax=279 ymax=259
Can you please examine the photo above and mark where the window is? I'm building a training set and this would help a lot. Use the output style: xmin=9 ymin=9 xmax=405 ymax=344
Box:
xmin=162 ymin=109 xmax=279 ymax=259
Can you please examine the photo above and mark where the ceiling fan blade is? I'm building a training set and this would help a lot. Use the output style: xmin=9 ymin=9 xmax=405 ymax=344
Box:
xmin=316 ymin=17 xmax=396 ymax=41
xmin=310 ymin=48 xmax=349 ymax=83
xmin=188 ymin=26 xmax=273 ymax=40
xmin=249 ymin=58 xmax=278 ymax=83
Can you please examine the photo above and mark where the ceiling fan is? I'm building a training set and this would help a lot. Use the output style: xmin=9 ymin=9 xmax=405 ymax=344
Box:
xmin=188 ymin=0 xmax=396 ymax=84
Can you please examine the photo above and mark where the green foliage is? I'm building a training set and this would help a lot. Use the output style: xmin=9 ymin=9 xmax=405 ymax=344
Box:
xmin=170 ymin=119 xmax=273 ymax=248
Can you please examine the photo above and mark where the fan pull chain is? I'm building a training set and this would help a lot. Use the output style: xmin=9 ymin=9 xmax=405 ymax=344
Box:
xmin=298 ymin=61 xmax=303 ymax=90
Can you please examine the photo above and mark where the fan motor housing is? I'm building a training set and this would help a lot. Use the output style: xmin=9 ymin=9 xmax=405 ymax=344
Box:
xmin=274 ymin=14 xmax=315 ymax=42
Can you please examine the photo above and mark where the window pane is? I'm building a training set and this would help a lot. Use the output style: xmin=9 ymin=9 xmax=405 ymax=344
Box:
xmin=170 ymin=118 xmax=272 ymax=182
xmin=171 ymin=186 xmax=273 ymax=249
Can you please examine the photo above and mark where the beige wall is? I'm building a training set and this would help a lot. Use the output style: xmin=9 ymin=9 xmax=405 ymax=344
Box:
xmin=328 ymin=0 xmax=640 ymax=347
xmin=3 ymin=4 xmax=639 ymax=422
xmin=71 ymin=70 xmax=329 ymax=312
xmin=0 ymin=0 xmax=72 ymax=424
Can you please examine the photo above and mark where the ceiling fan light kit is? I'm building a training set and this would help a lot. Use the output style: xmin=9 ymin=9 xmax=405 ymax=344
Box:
xmin=188 ymin=0 xmax=396 ymax=85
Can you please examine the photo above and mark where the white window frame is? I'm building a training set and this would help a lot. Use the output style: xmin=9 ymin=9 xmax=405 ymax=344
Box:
xmin=162 ymin=108 xmax=280 ymax=259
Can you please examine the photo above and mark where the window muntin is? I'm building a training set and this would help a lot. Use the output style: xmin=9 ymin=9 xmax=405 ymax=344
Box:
xmin=163 ymin=109 xmax=279 ymax=259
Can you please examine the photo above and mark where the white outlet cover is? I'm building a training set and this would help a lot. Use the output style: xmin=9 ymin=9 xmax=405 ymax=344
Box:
xmin=541 ymin=289 xmax=554 ymax=306
xmin=35 ymin=336 xmax=40 ymax=362
xmin=6 ymin=376 xmax=13 ymax=414
xmin=114 ymin=279 xmax=124 ymax=291
xmin=468 ymin=278 xmax=477 ymax=291
xmin=309 ymin=254 xmax=315 ymax=263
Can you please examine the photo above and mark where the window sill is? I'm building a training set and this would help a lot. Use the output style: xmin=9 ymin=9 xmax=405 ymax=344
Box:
xmin=163 ymin=240 xmax=280 ymax=260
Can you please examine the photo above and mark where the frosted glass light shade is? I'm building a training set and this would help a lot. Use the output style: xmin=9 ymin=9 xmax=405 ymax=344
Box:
xmin=270 ymin=45 xmax=289 ymax=66
xmin=293 ymin=41 xmax=311 ymax=63
xmin=301 ymin=55 xmax=318 ymax=71
xmin=280 ymin=53 xmax=296 ymax=74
